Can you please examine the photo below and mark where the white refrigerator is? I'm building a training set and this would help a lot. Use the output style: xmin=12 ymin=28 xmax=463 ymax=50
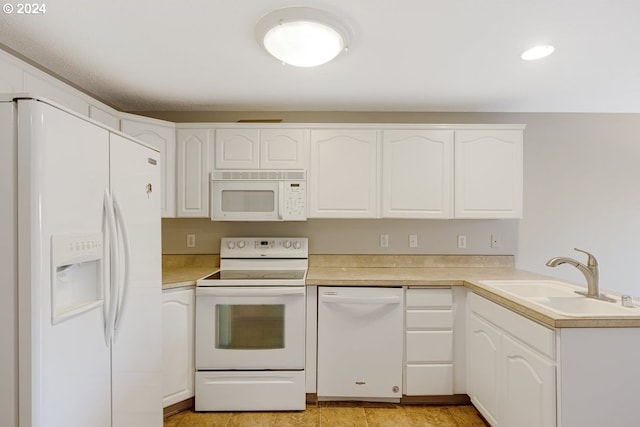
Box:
xmin=0 ymin=97 xmax=162 ymax=427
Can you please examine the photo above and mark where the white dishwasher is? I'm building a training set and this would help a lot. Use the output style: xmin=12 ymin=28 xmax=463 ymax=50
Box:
xmin=317 ymin=287 xmax=404 ymax=401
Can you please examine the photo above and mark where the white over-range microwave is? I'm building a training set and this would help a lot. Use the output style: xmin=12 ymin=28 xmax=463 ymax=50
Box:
xmin=210 ymin=170 xmax=307 ymax=221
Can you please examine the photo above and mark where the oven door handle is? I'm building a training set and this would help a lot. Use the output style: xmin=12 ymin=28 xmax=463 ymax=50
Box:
xmin=196 ymin=287 xmax=305 ymax=297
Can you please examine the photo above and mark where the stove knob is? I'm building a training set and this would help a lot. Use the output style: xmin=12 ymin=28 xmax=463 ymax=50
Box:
xmin=227 ymin=241 xmax=236 ymax=249
xmin=237 ymin=240 xmax=246 ymax=249
xmin=283 ymin=240 xmax=292 ymax=249
xmin=293 ymin=241 xmax=302 ymax=250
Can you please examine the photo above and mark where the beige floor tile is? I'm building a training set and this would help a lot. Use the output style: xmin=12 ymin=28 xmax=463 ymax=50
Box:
xmin=320 ymin=406 xmax=367 ymax=427
xmin=175 ymin=410 xmax=232 ymax=427
xmin=365 ymin=406 xmax=412 ymax=427
xmin=163 ymin=411 xmax=186 ymax=427
xmin=404 ymin=405 xmax=458 ymax=427
xmin=448 ymin=405 xmax=488 ymax=427
xmin=227 ymin=411 xmax=277 ymax=427
xmin=274 ymin=406 xmax=321 ymax=427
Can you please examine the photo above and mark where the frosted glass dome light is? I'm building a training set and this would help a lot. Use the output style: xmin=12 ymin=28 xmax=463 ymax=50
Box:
xmin=256 ymin=7 xmax=352 ymax=67
xmin=521 ymin=45 xmax=555 ymax=61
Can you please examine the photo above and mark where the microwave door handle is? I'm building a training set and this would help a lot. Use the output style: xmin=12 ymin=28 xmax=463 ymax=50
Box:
xmin=278 ymin=181 xmax=284 ymax=220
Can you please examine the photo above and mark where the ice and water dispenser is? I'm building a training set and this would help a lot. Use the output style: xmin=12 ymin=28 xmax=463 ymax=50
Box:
xmin=51 ymin=233 xmax=103 ymax=324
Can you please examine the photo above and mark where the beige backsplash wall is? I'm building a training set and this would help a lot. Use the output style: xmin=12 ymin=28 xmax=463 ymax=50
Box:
xmin=162 ymin=218 xmax=518 ymax=255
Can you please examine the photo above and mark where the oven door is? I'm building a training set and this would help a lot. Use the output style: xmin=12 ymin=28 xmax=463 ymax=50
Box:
xmin=210 ymin=180 xmax=281 ymax=221
xmin=195 ymin=286 xmax=305 ymax=370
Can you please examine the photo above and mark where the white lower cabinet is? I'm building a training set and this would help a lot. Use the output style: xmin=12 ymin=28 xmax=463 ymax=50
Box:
xmin=468 ymin=292 xmax=556 ymax=427
xmin=405 ymin=288 xmax=454 ymax=396
xmin=162 ymin=288 xmax=195 ymax=407
xmin=317 ymin=287 xmax=404 ymax=399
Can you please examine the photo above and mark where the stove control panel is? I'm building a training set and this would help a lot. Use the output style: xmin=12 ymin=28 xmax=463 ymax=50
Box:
xmin=221 ymin=237 xmax=308 ymax=258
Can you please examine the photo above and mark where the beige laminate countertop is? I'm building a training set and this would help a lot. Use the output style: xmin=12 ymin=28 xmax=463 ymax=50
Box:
xmin=162 ymin=254 xmax=640 ymax=328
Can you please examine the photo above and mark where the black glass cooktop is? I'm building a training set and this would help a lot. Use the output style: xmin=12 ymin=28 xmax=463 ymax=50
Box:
xmin=201 ymin=269 xmax=306 ymax=281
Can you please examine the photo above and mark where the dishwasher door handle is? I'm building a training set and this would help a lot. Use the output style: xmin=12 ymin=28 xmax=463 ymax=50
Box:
xmin=320 ymin=294 xmax=401 ymax=305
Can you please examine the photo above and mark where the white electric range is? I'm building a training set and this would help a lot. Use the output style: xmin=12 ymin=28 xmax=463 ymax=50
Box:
xmin=194 ymin=237 xmax=308 ymax=411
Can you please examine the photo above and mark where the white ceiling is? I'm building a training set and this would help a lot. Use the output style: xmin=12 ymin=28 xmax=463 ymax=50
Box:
xmin=1 ymin=0 xmax=640 ymax=113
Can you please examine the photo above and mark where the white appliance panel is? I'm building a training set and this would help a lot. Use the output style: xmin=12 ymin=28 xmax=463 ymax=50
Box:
xmin=195 ymin=371 xmax=305 ymax=411
xmin=195 ymin=286 xmax=306 ymax=370
xmin=317 ymin=287 xmax=404 ymax=399
xmin=18 ymin=100 xmax=112 ymax=427
xmin=109 ymin=132 xmax=162 ymax=427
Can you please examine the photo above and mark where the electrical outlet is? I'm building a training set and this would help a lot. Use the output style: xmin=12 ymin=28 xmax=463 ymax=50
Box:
xmin=457 ymin=235 xmax=467 ymax=249
xmin=186 ymin=234 xmax=196 ymax=248
xmin=379 ymin=234 xmax=389 ymax=248
xmin=409 ymin=234 xmax=418 ymax=248
xmin=491 ymin=233 xmax=499 ymax=248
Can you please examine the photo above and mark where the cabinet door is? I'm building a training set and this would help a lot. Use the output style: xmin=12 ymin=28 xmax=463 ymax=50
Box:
xmin=501 ymin=335 xmax=556 ymax=427
xmin=214 ymin=129 xmax=260 ymax=169
xmin=121 ymin=119 xmax=176 ymax=217
xmin=309 ymin=129 xmax=379 ymax=218
xmin=162 ymin=288 xmax=195 ymax=407
xmin=382 ymin=130 xmax=452 ymax=218
xmin=454 ymin=130 xmax=523 ymax=218
xmin=468 ymin=313 xmax=501 ymax=426
xmin=176 ymin=129 xmax=212 ymax=217
xmin=260 ymin=129 xmax=307 ymax=169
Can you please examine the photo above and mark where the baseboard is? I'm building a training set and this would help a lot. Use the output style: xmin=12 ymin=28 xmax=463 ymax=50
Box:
xmin=163 ymin=397 xmax=194 ymax=418
xmin=306 ymin=393 xmax=318 ymax=405
xmin=401 ymin=394 xmax=471 ymax=405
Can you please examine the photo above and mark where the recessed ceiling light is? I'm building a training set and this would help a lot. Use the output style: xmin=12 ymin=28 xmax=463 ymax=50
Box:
xmin=521 ymin=45 xmax=555 ymax=61
xmin=255 ymin=7 xmax=352 ymax=67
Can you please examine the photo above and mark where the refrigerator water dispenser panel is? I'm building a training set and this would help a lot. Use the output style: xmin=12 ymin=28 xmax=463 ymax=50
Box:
xmin=51 ymin=233 xmax=103 ymax=324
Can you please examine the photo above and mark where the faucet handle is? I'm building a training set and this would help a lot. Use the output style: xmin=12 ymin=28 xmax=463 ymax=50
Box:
xmin=574 ymin=248 xmax=598 ymax=267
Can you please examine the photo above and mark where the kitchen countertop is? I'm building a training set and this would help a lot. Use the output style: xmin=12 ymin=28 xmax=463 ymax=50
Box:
xmin=162 ymin=254 xmax=640 ymax=328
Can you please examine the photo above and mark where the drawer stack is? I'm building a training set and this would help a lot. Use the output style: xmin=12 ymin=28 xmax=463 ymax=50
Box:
xmin=404 ymin=288 xmax=454 ymax=395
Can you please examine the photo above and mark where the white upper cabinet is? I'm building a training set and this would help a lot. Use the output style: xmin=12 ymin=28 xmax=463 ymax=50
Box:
xmin=309 ymin=129 xmax=379 ymax=218
xmin=260 ymin=129 xmax=306 ymax=169
xmin=90 ymin=106 xmax=120 ymax=130
xmin=0 ymin=57 xmax=24 ymax=93
xmin=214 ymin=129 xmax=260 ymax=169
xmin=121 ymin=118 xmax=176 ymax=217
xmin=24 ymin=72 xmax=89 ymax=116
xmin=214 ymin=128 xmax=306 ymax=170
xmin=176 ymin=129 xmax=213 ymax=217
xmin=454 ymin=130 xmax=523 ymax=218
xmin=382 ymin=130 xmax=453 ymax=218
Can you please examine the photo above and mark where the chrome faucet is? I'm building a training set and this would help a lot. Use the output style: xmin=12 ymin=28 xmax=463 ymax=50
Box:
xmin=546 ymin=248 xmax=615 ymax=302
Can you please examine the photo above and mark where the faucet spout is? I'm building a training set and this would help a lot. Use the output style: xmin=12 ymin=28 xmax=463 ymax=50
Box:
xmin=545 ymin=248 xmax=613 ymax=302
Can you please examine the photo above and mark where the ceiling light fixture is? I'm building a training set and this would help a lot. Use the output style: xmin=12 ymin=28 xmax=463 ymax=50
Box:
xmin=521 ymin=45 xmax=555 ymax=61
xmin=255 ymin=7 xmax=352 ymax=67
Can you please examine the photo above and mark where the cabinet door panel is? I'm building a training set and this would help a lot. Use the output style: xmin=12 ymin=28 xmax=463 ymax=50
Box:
xmin=455 ymin=130 xmax=523 ymax=218
xmin=215 ymin=129 xmax=260 ymax=169
xmin=176 ymin=129 xmax=211 ymax=217
xmin=501 ymin=335 xmax=555 ymax=427
xmin=162 ymin=289 xmax=195 ymax=407
xmin=405 ymin=364 xmax=453 ymax=395
xmin=382 ymin=130 xmax=452 ymax=218
xmin=260 ymin=129 xmax=306 ymax=169
xmin=406 ymin=331 xmax=452 ymax=362
xmin=468 ymin=314 xmax=501 ymax=426
xmin=309 ymin=130 xmax=379 ymax=218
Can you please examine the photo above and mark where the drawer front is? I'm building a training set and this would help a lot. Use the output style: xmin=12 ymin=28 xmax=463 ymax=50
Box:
xmin=406 ymin=331 xmax=453 ymax=363
xmin=469 ymin=293 xmax=555 ymax=358
xmin=405 ymin=364 xmax=453 ymax=395
xmin=406 ymin=309 xmax=453 ymax=329
xmin=406 ymin=288 xmax=453 ymax=307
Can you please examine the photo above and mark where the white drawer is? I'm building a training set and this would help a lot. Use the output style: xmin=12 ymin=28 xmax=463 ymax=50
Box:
xmin=406 ymin=288 xmax=452 ymax=307
xmin=405 ymin=364 xmax=453 ymax=395
xmin=406 ymin=309 xmax=453 ymax=329
xmin=469 ymin=292 xmax=555 ymax=359
xmin=406 ymin=330 xmax=453 ymax=363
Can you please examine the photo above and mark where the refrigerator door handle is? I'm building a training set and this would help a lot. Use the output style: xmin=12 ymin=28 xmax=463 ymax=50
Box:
xmin=103 ymin=190 xmax=119 ymax=346
xmin=112 ymin=195 xmax=132 ymax=338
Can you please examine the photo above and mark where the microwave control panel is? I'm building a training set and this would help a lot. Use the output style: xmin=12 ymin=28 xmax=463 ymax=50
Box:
xmin=283 ymin=181 xmax=307 ymax=221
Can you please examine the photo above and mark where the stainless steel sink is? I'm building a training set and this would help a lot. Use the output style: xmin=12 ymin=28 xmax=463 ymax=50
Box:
xmin=479 ymin=280 xmax=639 ymax=317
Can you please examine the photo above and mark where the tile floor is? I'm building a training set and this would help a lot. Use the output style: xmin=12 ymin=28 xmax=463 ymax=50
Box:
xmin=164 ymin=403 xmax=488 ymax=427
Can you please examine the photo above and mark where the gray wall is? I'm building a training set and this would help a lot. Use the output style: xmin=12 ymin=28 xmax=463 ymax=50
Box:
xmin=155 ymin=110 xmax=640 ymax=297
